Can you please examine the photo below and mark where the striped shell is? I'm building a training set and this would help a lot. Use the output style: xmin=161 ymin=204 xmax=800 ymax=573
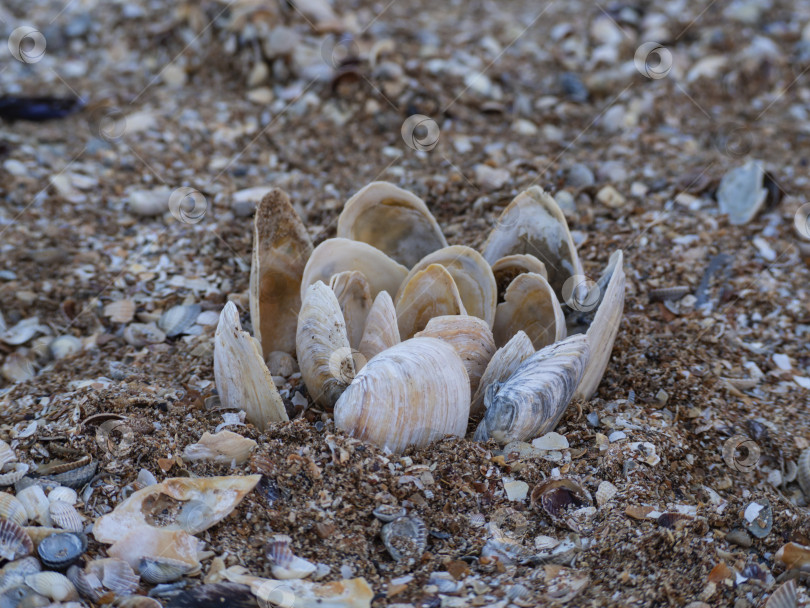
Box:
xmin=0 ymin=519 xmax=33 ymax=561
xmin=139 ymin=556 xmax=194 ymax=583
xmin=48 ymin=486 xmax=78 ymax=506
xmin=797 ymin=447 xmax=810 ymax=498
xmin=158 ymin=304 xmax=201 ymax=338
xmin=266 ymin=535 xmax=317 ymax=580
xmin=380 ymin=515 xmax=428 ymax=563
xmin=357 ymin=290 xmax=400 ymax=364
xmin=16 ymin=485 xmax=52 ymax=526
xmin=765 ymin=579 xmax=797 ymax=608
xmin=0 ymin=440 xmax=15 ymax=468
xmin=24 ymin=571 xmax=79 ymax=601
xmin=37 ymin=531 xmax=87 ymax=569
xmin=0 ymin=491 xmax=28 ymax=526
xmin=0 ymin=462 xmax=29 ymax=486
xmin=471 ymin=330 xmax=534 ymax=417
xmin=49 ymin=500 xmax=84 ymax=533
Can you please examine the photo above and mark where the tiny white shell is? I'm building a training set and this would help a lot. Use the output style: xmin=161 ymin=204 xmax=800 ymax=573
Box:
xmin=267 ymin=535 xmax=317 ymax=579
xmin=49 ymin=335 xmax=83 ymax=359
xmin=48 ymin=486 xmax=79 ymax=506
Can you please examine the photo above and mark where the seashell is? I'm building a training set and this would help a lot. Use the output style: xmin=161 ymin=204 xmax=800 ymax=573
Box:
xmin=93 ymin=475 xmax=261 ymax=544
xmin=301 ymin=237 xmax=408 ymax=302
xmin=0 ymin=317 xmax=44 ymax=346
xmin=49 ymin=500 xmax=84 ymax=533
xmin=139 ymin=556 xmax=194 ymax=583
xmin=380 ymin=515 xmax=428 ymax=563
xmin=49 ymin=335 xmax=82 ymax=360
xmin=337 ymin=181 xmax=447 ymax=267
xmin=117 ymin=596 xmax=162 ymax=608
xmin=251 ymin=576 xmax=374 ymax=608
xmin=335 ymin=337 xmax=470 ymax=454
xmin=765 ymin=579 xmax=797 ymax=608
xmin=183 ymin=431 xmax=257 ymax=465
xmin=266 ymin=351 xmax=298 ymax=377
xmin=24 ymin=571 xmax=79 ymax=601
xmin=395 ymin=263 xmax=466 ymax=340
xmin=491 ymin=253 xmax=548 ymax=297
xmin=357 ymin=290 xmax=400 ymax=365
xmin=37 ymin=532 xmax=87 ymax=569
xmin=66 ymin=563 xmax=104 ymax=602
xmin=94 ymin=557 xmax=140 ymax=596
xmin=106 ymin=526 xmax=202 ymax=573
xmin=743 ymin=498 xmax=772 ymax=539
xmin=717 ymin=160 xmax=769 ymax=226
xmin=403 ymin=246 xmax=497 ymax=327
xmin=22 ymin=526 xmax=64 ymax=548
xmin=481 ymin=187 xmax=584 ymax=301
xmin=213 ymin=301 xmax=288 ymax=430
xmin=1 ymin=353 xmax=35 ymax=383
xmin=48 ymin=486 xmax=78 ymax=506
xmin=329 ymin=271 xmax=372 ymax=351
xmin=158 ymin=304 xmax=202 ymax=338
xmin=16 ymin=485 xmax=52 ymax=526
xmin=0 ymin=519 xmax=33 ymax=561
xmin=103 ymin=299 xmax=136 ymax=323
xmin=797 ymin=447 xmax=810 ymax=498
xmin=250 ymin=189 xmax=313 ymax=358
xmin=595 ymin=481 xmax=618 ymax=507
xmin=0 ymin=441 xmax=15 ymax=469
xmin=40 ymin=459 xmax=97 ymax=489
xmin=0 ymin=556 xmax=41 ymax=592
xmin=414 ymin=315 xmax=495 ymax=395
xmin=372 ymin=504 xmax=407 ymax=523
xmin=775 ymin=542 xmax=810 ymax=572
xmin=266 ymin=535 xmax=317 ymax=580
xmin=492 ymin=272 xmax=566 ymax=349
xmin=474 ymin=334 xmax=590 ymax=445
xmin=0 ymin=492 xmax=28 ymax=526
xmin=572 ymin=250 xmax=626 ymax=401
xmin=296 ymin=281 xmax=356 ymax=408
xmin=530 ymin=478 xmax=592 ymax=522
xmin=123 ymin=323 xmax=166 ymax=347
xmin=0 ymin=463 xmax=29 ymax=486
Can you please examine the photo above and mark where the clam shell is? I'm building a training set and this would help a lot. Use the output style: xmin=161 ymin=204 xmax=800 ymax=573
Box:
xmin=251 ymin=577 xmax=373 ymax=608
xmin=530 ymin=478 xmax=592 ymax=521
xmin=474 ymin=334 xmax=590 ymax=445
xmin=17 ymin=485 xmax=52 ymax=526
xmin=49 ymin=500 xmax=84 ymax=533
xmin=0 ymin=317 xmax=44 ymax=345
xmin=139 ymin=556 xmax=194 ymax=583
xmin=0 ymin=354 xmax=35 ymax=383
xmin=335 ymin=337 xmax=470 ymax=453
xmin=103 ymin=299 xmax=136 ymax=323
xmin=357 ymin=290 xmax=400 ymax=364
xmin=573 ymin=250 xmax=625 ymax=400
xmin=395 ymin=263 xmax=466 ymax=340
xmin=797 ymin=447 xmax=810 ymax=498
xmin=775 ymin=542 xmax=810 ymax=571
xmin=123 ymin=323 xmax=166 ymax=347
xmin=471 ymin=330 xmax=534 ymax=417
xmin=95 ymin=557 xmax=140 ymax=595
xmin=404 ymin=245 xmax=497 ymax=327
xmin=66 ymin=563 xmax=103 ymax=602
xmin=482 ymin=187 xmax=584 ymax=301
xmin=0 ymin=492 xmax=28 ymax=526
xmin=0 ymin=519 xmax=33 ymax=561
xmin=250 ymin=189 xmax=313 ymax=358
xmin=182 ymin=430 xmax=257 ymax=465
xmin=106 ymin=527 xmax=202 ymax=574
xmin=595 ymin=481 xmax=618 ymax=507
xmin=329 ymin=270 xmax=372 ymax=350
xmin=380 ymin=515 xmax=428 ymax=563
xmin=0 ymin=440 xmax=15 ymax=469
xmin=337 ymin=181 xmax=447 ymax=267
xmin=0 ymin=556 xmax=40 ymax=591
xmin=301 ymin=237 xmax=408 ymax=301
xmin=49 ymin=335 xmax=83 ymax=359
xmin=415 ymin=315 xmax=495 ymax=395
xmin=48 ymin=486 xmax=78 ymax=506
xmin=37 ymin=532 xmax=87 ymax=569
xmin=117 ymin=596 xmax=162 ymax=608
xmin=213 ymin=301 xmax=288 ymax=430
xmin=493 ymin=272 xmax=566 ymax=349
xmin=266 ymin=535 xmax=317 ymax=580
xmin=40 ymin=459 xmax=97 ymax=489
xmin=765 ymin=579 xmax=797 ymax=608
xmin=158 ymin=304 xmax=201 ymax=338
xmin=24 ymin=571 xmax=79 ymax=601
xmin=296 ymin=281 xmax=356 ymax=408
xmin=492 ymin=253 xmax=548 ymax=296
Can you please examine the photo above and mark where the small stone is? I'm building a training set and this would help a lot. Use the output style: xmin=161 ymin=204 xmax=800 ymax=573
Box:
xmin=598 ymin=161 xmax=628 ymax=183
xmin=3 ymin=159 xmax=27 ymax=176
xmin=772 ymin=353 xmax=791 ymax=370
xmin=601 ymin=104 xmax=626 ymax=133
xmin=128 ymin=188 xmax=171 ymax=216
xmin=264 ymin=26 xmax=300 ymax=57
xmin=232 ymin=199 xmax=255 ymax=218
xmin=161 ymin=64 xmax=187 ymax=88
xmin=531 ymin=432 xmax=569 ymax=450
xmin=474 ymin=165 xmax=510 ymax=191
xmin=247 ymin=87 xmax=275 ymax=105
xmin=655 ymin=389 xmax=669 ymax=405
xmin=716 ymin=160 xmax=767 ymax=225
xmin=596 ymin=185 xmax=626 ymax=208
xmin=503 ymin=478 xmax=529 ymax=501
xmin=586 ymin=412 xmax=600 ymax=427
xmin=608 ymin=430 xmax=627 ymax=442
xmin=511 ymin=119 xmax=537 ymax=135
xmin=266 ymin=351 xmax=298 ymax=377
xmin=725 ymin=528 xmax=753 ymax=548
xmin=554 ymin=190 xmax=576 ymax=214
xmin=566 ymin=163 xmax=595 ymax=188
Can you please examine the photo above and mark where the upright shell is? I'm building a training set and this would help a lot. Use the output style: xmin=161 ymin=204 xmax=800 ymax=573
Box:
xmin=337 ymin=181 xmax=447 ymax=267
xmin=334 ymin=337 xmax=470 ymax=453
xmin=492 ymin=273 xmax=566 ymax=349
xmin=470 ymin=330 xmax=535 ymax=417
xmin=491 ymin=254 xmax=548 ymax=296
xmin=482 ymin=187 xmax=583 ymax=300
xmin=249 ymin=189 xmax=313 ymax=358
xmin=415 ymin=315 xmax=495 ymax=395
xmin=395 ymin=264 xmax=466 ymax=340
xmin=474 ymin=334 xmax=590 ymax=445
xmin=357 ymin=291 xmax=400 ymax=364
xmin=296 ymin=281 xmax=355 ymax=408
xmin=213 ymin=301 xmax=288 ymax=430
xmin=329 ymin=271 xmax=372 ymax=350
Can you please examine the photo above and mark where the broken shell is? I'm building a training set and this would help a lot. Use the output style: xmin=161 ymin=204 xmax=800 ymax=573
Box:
xmin=0 ymin=317 xmax=44 ymax=346
xmin=530 ymin=478 xmax=592 ymax=521
xmin=117 ymin=596 xmax=162 ymax=608
xmin=266 ymin=535 xmax=317 ymax=579
xmin=49 ymin=335 xmax=82 ymax=359
xmin=106 ymin=526 xmax=201 ymax=573
xmin=214 ymin=301 xmax=288 ymax=430
xmin=395 ymin=263 xmax=466 ymax=340
xmin=572 ymin=250 xmax=626 ymax=400
xmin=123 ymin=323 xmax=166 ymax=346
xmin=595 ymin=481 xmax=618 ymax=507
xmin=797 ymin=447 xmax=810 ymax=498
xmin=765 ymin=579 xmax=797 ymax=608
xmin=47 ymin=486 xmax=78 ymax=506
xmin=183 ymin=431 xmax=257 ymax=465
xmin=471 ymin=331 xmax=535 ymax=417
xmin=24 ymin=571 xmax=78 ymax=601
xmin=37 ymin=532 xmax=87 ymax=569
xmin=250 ymin=189 xmax=313 ymax=358
xmin=357 ymin=290 xmax=400 ymax=364
xmin=103 ymin=299 xmax=136 ymax=324
xmin=482 ymin=187 xmax=584 ymax=300
xmin=329 ymin=271 xmax=372 ymax=350
xmin=493 ymin=272 xmax=566 ymax=349
xmin=372 ymin=504 xmax=407 ymax=523
xmin=0 ymin=441 xmax=15 ymax=469
xmin=404 ymin=246 xmax=497 ymax=327
xmin=139 ymin=556 xmax=194 ymax=583
xmin=158 ymin=303 xmax=201 ymax=338
xmin=23 ymin=526 xmax=66 ymax=547
xmin=94 ymin=558 xmax=139 ymax=596
xmin=0 ymin=519 xmax=33 ymax=561
xmin=40 ymin=459 xmax=97 ymax=489
xmin=0 ymin=492 xmax=28 ymax=526
xmin=491 ymin=253 xmax=549 ymax=297
xmin=0 ymin=463 xmax=29 ymax=486
xmin=775 ymin=542 xmax=810 ymax=572
xmin=16 ymin=485 xmax=52 ymax=526
xmin=0 ymin=353 xmax=35 ymax=384
xmin=380 ymin=515 xmax=428 ymax=563
xmin=296 ymin=281 xmax=355 ymax=408
xmin=335 ymin=337 xmax=470 ymax=454
xmin=252 ymin=576 xmax=374 ymax=608
xmin=337 ymin=181 xmax=447 ymax=267
xmin=475 ymin=334 xmax=589 ymax=444
xmin=301 ymin=237 xmax=408 ymax=301
xmin=415 ymin=315 xmax=496 ymax=395
xmin=743 ymin=499 xmax=772 ymax=539
xmin=0 ymin=556 xmax=40 ymax=591
xmin=48 ymin=500 xmax=84 ymax=533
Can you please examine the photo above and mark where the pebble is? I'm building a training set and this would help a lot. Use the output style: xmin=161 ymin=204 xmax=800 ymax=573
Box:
xmin=566 ymin=163 xmax=595 ymax=188
xmin=559 ymin=72 xmax=589 ymax=102
xmin=247 ymin=87 xmax=275 ymax=105
xmin=772 ymin=353 xmax=791 ymax=370
xmin=264 ymin=26 xmax=300 ymax=57
xmin=503 ymin=478 xmax=529 ymax=502
xmin=609 ymin=431 xmax=627 ymax=442
xmin=554 ymin=190 xmax=576 ymax=214
xmin=596 ymin=185 xmax=626 ymax=208
xmin=127 ymin=188 xmax=171 ymax=217
xmin=531 ymin=432 xmax=569 ymax=450
xmin=161 ymin=64 xmax=188 ymax=88
xmin=474 ymin=165 xmax=510 ymax=191
xmin=266 ymin=351 xmax=298 ymax=377
xmin=725 ymin=528 xmax=753 ymax=548
xmin=511 ymin=119 xmax=537 ymax=136
xmin=597 ymin=161 xmax=628 ymax=183
xmin=716 ymin=160 xmax=767 ymax=225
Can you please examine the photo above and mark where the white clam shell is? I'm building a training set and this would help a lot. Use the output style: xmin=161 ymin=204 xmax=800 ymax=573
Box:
xmin=329 ymin=271 xmax=372 ymax=351
xmin=214 ymin=301 xmax=288 ymax=430
xmin=335 ymin=337 xmax=470 ymax=453
xmin=249 ymin=189 xmax=313 ymax=358
xmin=49 ymin=500 xmax=84 ymax=533
xmin=17 ymin=485 xmax=52 ymax=526
xmin=474 ymin=334 xmax=590 ymax=445
xmin=296 ymin=281 xmax=356 ymax=408
xmin=395 ymin=263 xmax=466 ymax=340
xmin=357 ymin=290 xmax=400 ymax=365
xmin=0 ymin=317 xmax=45 ymax=346
xmin=158 ymin=304 xmax=201 ymax=338
xmin=267 ymin=535 xmax=317 ymax=580
xmin=24 ymin=571 xmax=79 ymax=601
xmin=48 ymin=486 xmax=79 ymax=506
xmin=492 ymin=253 xmax=548 ymax=293
xmin=123 ymin=323 xmax=166 ymax=347
xmin=0 ymin=440 xmax=16 ymax=468
xmin=0 ymin=491 xmax=28 ymax=526
xmin=1 ymin=353 xmax=35 ymax=384
xmin=337 ymin=181 xmax=447 ymax=267
xmin=493 ymin=272 xmax=566 ymax=349
xmin=103 ymin=299 xmax=136 ymax=323
xmin=49 ymin=335 xmax=83 ymax=360
xmin=183 ymin=430 xmax=257 ymax=465
xmin=471 ymin=330 xmax=534 ymax=417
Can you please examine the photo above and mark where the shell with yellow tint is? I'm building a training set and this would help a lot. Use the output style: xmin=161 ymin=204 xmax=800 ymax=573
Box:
xmin=395 ymin=264 xmax=466 ymax=340
xmin=492 ymin=273 xmax=566 ymax=349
